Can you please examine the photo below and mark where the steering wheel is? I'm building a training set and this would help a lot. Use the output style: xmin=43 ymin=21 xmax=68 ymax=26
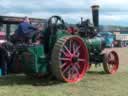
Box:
xmin=48 ymin=16 xmax=66 ymax=31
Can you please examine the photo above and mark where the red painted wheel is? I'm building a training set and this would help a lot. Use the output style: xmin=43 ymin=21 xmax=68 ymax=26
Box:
xmin=103 ymin=51 xmax=119 ymax=74
xmin=51 ymin=36 xmax=89 ymax=83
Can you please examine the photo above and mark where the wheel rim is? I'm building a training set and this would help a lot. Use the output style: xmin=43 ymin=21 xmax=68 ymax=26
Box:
xmin=58 ymin=37 xmax=88 ymax=83
xmin=105 ymin=51 xmax=119 ymax=74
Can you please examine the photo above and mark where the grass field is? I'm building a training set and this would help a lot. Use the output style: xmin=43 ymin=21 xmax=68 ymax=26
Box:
xmin=0 ymin=48 xmax=128 ymax=96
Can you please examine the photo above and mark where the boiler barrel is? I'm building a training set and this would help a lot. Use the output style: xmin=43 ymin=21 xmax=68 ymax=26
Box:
xmin=86 ymin=37 xmax=104 ymax=51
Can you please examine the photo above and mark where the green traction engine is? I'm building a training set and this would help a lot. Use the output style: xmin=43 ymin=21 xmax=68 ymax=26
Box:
xmin=8 ymin=5 xmax=119 ymax=83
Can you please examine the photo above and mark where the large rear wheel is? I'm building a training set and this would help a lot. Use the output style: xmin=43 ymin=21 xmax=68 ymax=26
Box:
xmin=51 ymin=36 xmax=89 ymax=83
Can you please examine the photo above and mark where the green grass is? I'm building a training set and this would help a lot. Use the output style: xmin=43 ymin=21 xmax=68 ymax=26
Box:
xmin=0 ymin=48 xmax=128 ymax=96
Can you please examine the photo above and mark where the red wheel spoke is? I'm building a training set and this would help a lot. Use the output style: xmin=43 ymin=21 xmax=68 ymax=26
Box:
xmin=62 ymin=65 xmax=71 ymax=74
xmin=60 ymin=50 xmax=69 ymax=57
xmin=70 ymin=68 xmax=74 ymax=80
xmin=73 ymin=65 xmax=79 ymax=77
xmin=78 ymin=58 xmax=85 ymax=62
xmin=64 ymin=45 xmax=72 ymax=56
xmin=70 ymin=65 xmax=79 ymax=79
xmin=73 ymin=45 xmax=80 ymax=55
xmin=59 ymin=58 xmax=71 ymax=61
xmin=75 ymin=63 xmax=80 ymax=69
xmin=67 ymin=70 xmax=71 ymax=80
xmin=60 ymin=62 xmax=68 ymax=68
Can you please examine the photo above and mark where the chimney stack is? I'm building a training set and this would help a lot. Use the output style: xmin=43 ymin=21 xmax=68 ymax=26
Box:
xmin=91 ymin=5 xmax=99 ymax=28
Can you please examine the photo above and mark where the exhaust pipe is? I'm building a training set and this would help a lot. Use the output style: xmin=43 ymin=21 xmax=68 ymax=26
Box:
xmin=91 ymin=5 xmax=99 ymax=28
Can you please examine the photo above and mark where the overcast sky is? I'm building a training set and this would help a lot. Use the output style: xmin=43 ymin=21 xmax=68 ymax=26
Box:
xmin=0 ymin=0 xmax=128 ymax=26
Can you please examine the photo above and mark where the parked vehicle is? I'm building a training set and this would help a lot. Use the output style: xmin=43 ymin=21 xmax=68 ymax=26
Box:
xmin=97 ymin=32 xmax=115 ymax=48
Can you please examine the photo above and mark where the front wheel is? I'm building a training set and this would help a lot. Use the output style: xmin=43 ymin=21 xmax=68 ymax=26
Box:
xmin=103 ymin=51 xmax=119 ymax=74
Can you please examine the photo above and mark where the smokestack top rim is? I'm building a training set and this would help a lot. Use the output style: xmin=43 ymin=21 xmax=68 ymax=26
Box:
xmin=91 ymin=5 xmax=99 ymax=9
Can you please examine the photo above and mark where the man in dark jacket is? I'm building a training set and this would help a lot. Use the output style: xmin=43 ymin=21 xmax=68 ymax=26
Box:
xmin=15 ymin=17 xmax=37 ymax=42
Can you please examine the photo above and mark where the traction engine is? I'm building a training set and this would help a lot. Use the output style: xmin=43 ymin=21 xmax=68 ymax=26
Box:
xmin=1 ymin=5 xmax=119 ymax=83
